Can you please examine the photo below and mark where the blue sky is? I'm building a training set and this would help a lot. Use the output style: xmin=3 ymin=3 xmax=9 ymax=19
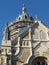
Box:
xmin=0 ymin=0 xmax=49 ymax=45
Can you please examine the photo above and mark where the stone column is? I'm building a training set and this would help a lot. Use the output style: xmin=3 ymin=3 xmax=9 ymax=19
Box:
xmin=29 ymin=28 xmax=32 ymax=56
xmin=29 ymin=28 xmax=31 ymax=46
xmin=5 ymin=57 xmax=7 ymax=65
xmin=18 ymin=37 xmax=20 ymax=47
xmin=16 ymin=37 xmax=20 ymax=55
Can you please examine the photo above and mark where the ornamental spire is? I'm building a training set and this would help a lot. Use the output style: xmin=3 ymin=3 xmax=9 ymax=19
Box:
xmin=22 ymin=3 xmax=26 ymax=14
xmin=36 ymin=15 xmax=39 ymax=21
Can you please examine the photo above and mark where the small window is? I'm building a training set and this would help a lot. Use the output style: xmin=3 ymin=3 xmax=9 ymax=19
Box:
xmin=19 ymin=17 xmax=21 ymax=20
xmin=24 ymin=41 xmax=25 ymax=46
xmin=25 ymin=15 xmax=27 ymax=19
xmin=22 ymin=41 xmax=25 ymax=46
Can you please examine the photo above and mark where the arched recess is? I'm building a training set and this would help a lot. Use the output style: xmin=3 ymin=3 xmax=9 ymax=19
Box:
xmin=40 ymin=30 xmax=47 ymax=40
xmin=33 ymin=29 xmax=39 ymax=40
xmin=28 ymin=56 xmax=48 ymax=65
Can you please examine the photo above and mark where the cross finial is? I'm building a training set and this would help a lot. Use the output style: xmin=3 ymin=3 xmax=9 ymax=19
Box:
xmin=23 ymin=3 xmax=25 ymax=7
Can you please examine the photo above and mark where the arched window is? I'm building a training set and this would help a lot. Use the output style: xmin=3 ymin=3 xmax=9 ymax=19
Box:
xmin=31 ymin=57 xmax=47 ymax=65
xmin=25 ymin=15 xmax=27 ymax=19
xmin=27 ymin=41 xmax=29 ymax=46
xmin=22 ymin=41 xmax=25 ymax=46
xmin=24 ymin=41 xmax=25 ymax=46
xmin=22 ymin=41 xmax=29 ymax=46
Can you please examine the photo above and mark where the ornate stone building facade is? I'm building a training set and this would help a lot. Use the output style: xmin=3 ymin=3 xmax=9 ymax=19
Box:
xmin=0 ymin=4 xmax=49 ymax=65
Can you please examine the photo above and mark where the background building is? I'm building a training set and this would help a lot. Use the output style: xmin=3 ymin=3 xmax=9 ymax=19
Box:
xmin=0 ymin=4 xmax=49 ymax=65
